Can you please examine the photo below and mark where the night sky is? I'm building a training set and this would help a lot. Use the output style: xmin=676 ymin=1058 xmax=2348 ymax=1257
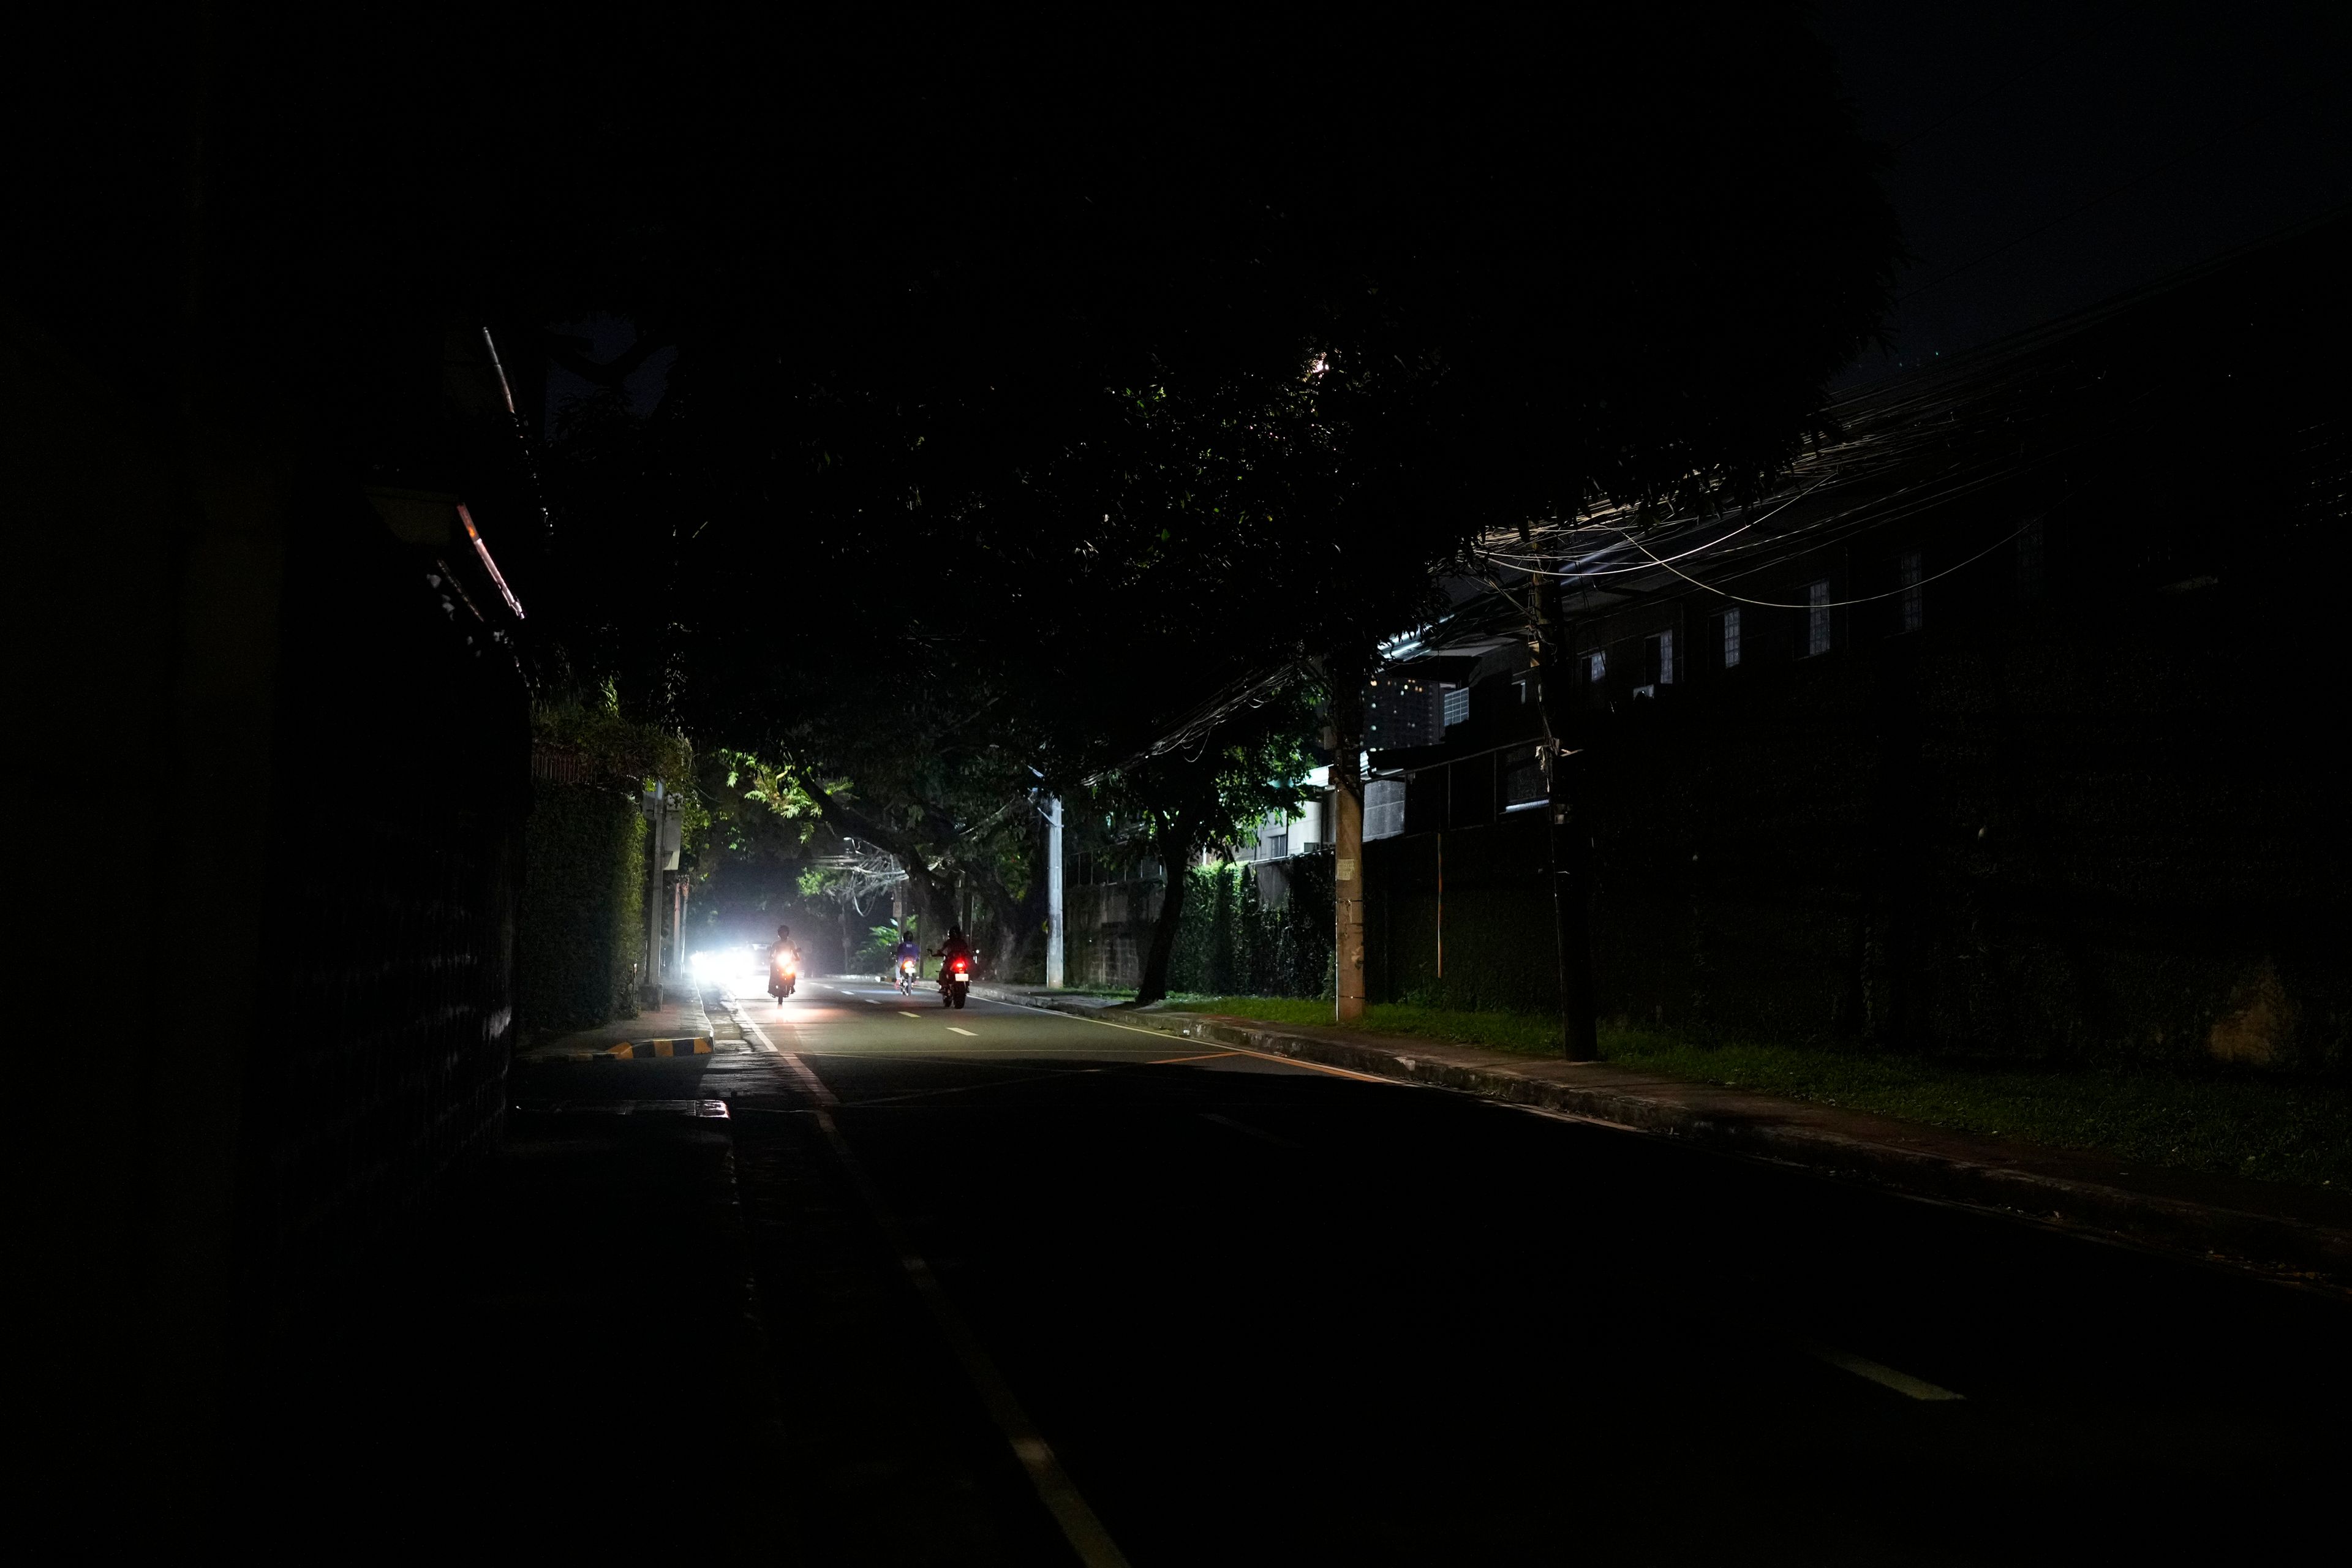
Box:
xmin=1815 ymin=1 xmax=2352 ymax=385
xmin=532 ymin=7 xmax=2352 ymax=412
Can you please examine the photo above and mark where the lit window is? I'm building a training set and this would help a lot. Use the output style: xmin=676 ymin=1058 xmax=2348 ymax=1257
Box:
xmin=1806 ymin=581 xmax=1831 ymax=656
xmin=1443 ymin=686 xmax=1469 ymax=728
xmin=1721 ymin=606 xmax=1741 ymax=668
xmin=1898 ymin=551 xmax=1923 ymax=634
xmin=1588 ymin=649 xmax=1607 ymax=685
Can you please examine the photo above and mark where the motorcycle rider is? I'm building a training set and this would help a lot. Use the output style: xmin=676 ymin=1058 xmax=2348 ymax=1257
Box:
xmin=933 ymin=924 xmax=975 ymax=981
xmin=890 ymin=926 xmax=922 ymax=987
xmin=770 ymin=924 xmax=796 ymax=996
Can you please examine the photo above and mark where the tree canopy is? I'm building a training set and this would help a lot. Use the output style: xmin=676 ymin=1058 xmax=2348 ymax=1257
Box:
xmin=18 ymin=6 xmax=1904 ymax=989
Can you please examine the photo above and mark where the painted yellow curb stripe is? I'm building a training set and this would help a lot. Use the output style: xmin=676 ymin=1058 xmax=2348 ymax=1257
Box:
xmin=603 ymin=1037 xmax=714 ymax=1060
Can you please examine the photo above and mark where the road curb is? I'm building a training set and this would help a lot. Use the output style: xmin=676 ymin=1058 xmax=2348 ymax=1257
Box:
xmin=979 ymin=988 xmax=2352 ymax=1288
xmin=533 ymin=1036 xmax=715 ymax=1062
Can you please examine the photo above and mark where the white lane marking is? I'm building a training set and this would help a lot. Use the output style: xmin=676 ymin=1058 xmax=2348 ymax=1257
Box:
xmin=799 ymin=1098 xmax=1131 ymax=1566
xmin=971 ymin=995 xmax=1392 ymax=1082
xmin=899 ymin=1011 xmax=921 ymax=1019
xmin=947 ymin=1026 xmax=978 ymax=1037
xmin=778 ymin=1052 xmax=839 ymax=1107
xmin=1804 ymin=1344 xmax=1965 ymax=1401
xmin=733 ymin=1011 xmax=780 ymax=1054
xmin=736 ymin=1010 xmax=839 ymax=1108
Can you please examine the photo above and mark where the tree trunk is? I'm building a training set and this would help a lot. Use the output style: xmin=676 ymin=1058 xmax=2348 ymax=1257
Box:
xmin=1134 ymin=857 xmax=1191 ymax=1005
xmin=1129 ymin=823 xmax=1194 ymax=1006
xmin=960 ymin=819 xmax=1046 ymax=981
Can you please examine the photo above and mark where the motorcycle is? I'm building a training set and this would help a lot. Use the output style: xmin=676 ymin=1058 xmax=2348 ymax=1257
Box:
xmin=768 ymin=944 xmax=799 ymax=1003
xmin=938 ymin=951 xmax=973 ymax=1009
xmin=896 ymin=956 xmax=919 ymax=996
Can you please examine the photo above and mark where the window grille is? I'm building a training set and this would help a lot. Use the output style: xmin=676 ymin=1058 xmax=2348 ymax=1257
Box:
xmin=1443 ymin=686 xmax=1469 ymax=728
xmin=1364 ymin=778 xmax=1407 ymax=840
xmin=1806 ymin=580 xmax=1831 ymax=656
xmin=1722 ymin=606 xmax=1741 ymax=669
xmin=1898 ymin=550 xmax=1923 ymax=633
xmin=1644 ymin=630 xmax=1675 ymax=685
xmin=1587 ymin=649 xmax=1607 ymax=685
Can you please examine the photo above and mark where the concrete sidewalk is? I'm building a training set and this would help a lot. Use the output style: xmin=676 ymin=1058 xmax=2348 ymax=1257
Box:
xmin=518 ymin=984 xmax=722 ymax=1061
xmin=978 ymin=983 xmax=2352 ymax=1289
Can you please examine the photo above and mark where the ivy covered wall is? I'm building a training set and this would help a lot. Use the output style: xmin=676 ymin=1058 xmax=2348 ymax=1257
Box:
xmin=518 ymin=781 xmax=647 ymax=1036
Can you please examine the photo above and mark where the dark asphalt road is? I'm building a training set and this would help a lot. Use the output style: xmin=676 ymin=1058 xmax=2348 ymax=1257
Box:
xmin=254 ymin=980 xmax=2352 ymax=1562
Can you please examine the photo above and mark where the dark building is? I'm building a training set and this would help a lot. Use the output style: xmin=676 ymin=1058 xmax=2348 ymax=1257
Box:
xmin=12 ymin=247 xmax=543 ymax=1513
xmin=1359 ymin=214 xmax=2352 ymax=1074
xmin=1365 ymin=675 xmax=1450 ymax=750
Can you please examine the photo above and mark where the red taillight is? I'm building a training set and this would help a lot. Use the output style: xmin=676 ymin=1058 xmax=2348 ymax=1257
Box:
xmin=954 ymin=962 xmax=967 ymax=973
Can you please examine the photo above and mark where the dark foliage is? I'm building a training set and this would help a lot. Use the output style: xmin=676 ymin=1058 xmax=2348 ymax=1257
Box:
xmin=1168 ymin=858 xmax=1338 ymax=1001
xmin=517 ymin=783 xmax=646 ymax=1035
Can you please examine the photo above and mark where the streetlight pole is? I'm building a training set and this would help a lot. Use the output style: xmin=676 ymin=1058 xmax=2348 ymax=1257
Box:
xmin=1046 ymin=796 xmax=1066 ymax=989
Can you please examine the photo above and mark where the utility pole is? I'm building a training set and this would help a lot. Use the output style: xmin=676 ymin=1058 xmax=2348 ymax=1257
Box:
xmin=1046 ymin=796 xmax=1066 ymax=989
xmin=1525 ymin=546 xmax=1599 ymax=1061
xmin=1330 ymin=655 xmax=1367 ymax=1023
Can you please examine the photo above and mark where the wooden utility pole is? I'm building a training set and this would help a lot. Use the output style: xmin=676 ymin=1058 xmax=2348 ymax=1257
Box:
xmin=1329 ymin=654 xmax=1368 ymax=1023
xmin=1525 ymin=540 xmax=1599 ymax=1061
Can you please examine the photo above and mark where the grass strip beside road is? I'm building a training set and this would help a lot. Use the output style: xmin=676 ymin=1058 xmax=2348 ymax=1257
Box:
xmin=1162 ymin=997 xmax=2352 ymax=1190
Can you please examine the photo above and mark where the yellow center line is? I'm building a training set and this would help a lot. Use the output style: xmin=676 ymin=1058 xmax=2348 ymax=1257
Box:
xmin=1148 ymin=1050 xmax=1239 ymax=1065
